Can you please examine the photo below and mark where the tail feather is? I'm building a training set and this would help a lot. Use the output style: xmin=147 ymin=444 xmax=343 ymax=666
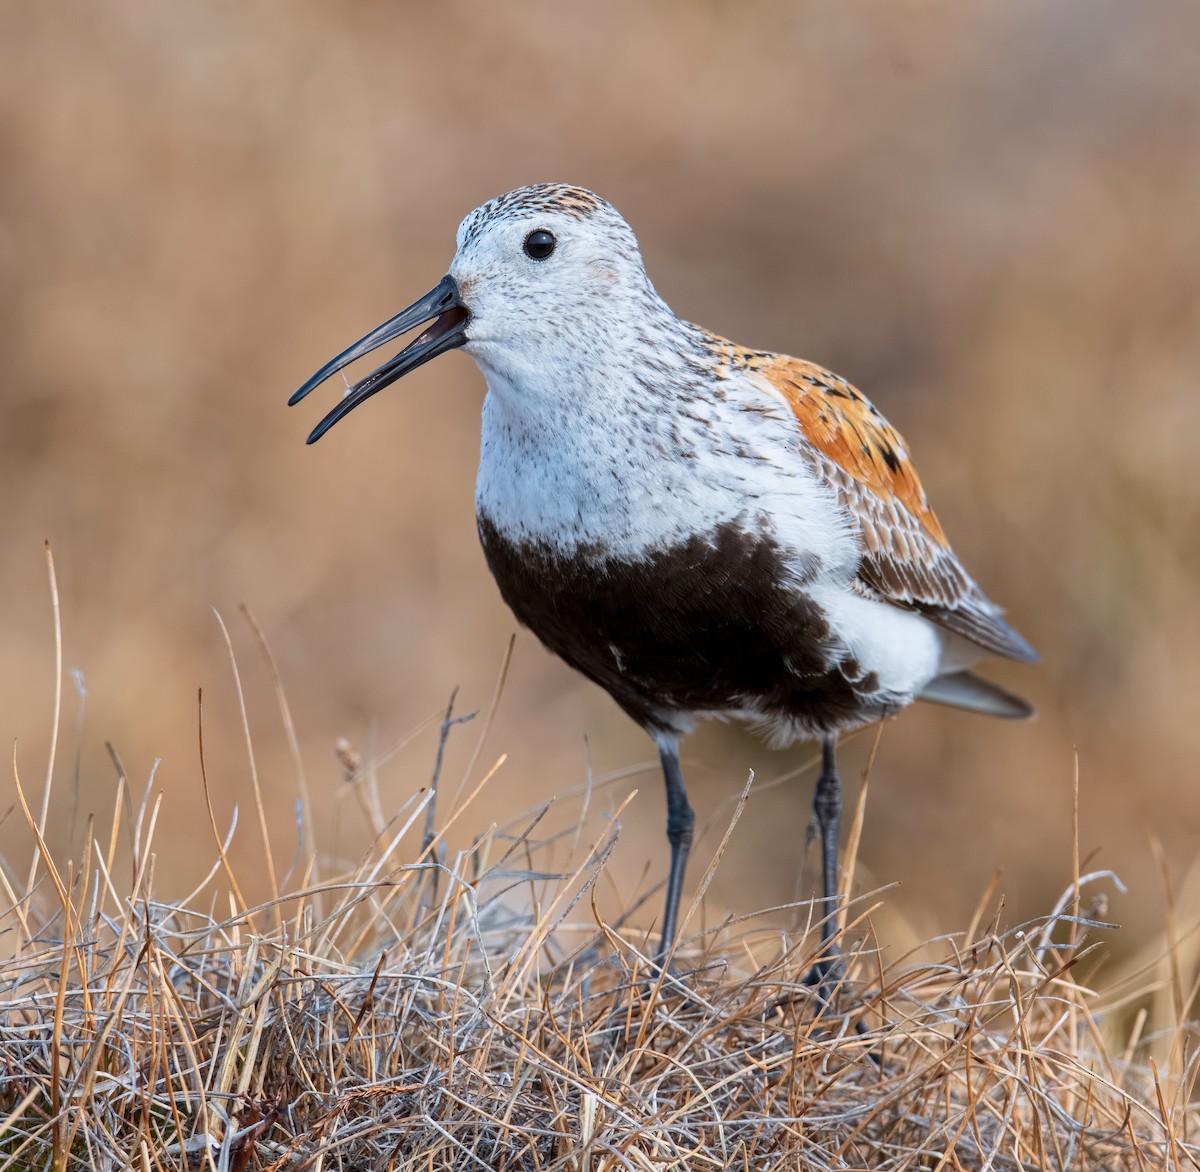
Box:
xmin=919 ymin=670 xmax=1034 ymax=720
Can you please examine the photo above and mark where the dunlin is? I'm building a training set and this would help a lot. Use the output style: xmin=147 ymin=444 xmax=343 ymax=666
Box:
xmin=291 ymin=183 xmax=1037 ymax=988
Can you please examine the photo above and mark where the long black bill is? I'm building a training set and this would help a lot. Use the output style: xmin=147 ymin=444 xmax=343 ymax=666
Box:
xmin=289 ymin=274 xmax=468 ymax=444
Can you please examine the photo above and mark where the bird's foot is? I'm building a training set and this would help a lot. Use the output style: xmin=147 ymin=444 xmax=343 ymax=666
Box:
xmin=640 ymin=949 xmax=694 ymax=999
xmin=803 ymin=950 xmax=848 ymax=1010
xmin=762 ymin=953 xmax=878 ymax=1062
xmin=759 ymin=946 xmax=849 ymax=1020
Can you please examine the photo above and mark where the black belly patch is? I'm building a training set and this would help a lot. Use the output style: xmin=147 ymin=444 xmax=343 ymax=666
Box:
xmin=477 ymin=514 xmax=883 ymax=736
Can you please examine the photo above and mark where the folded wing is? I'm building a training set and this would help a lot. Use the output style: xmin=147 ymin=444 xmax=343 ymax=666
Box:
xmin=715 ymin=342 xmax=1037 ymax=664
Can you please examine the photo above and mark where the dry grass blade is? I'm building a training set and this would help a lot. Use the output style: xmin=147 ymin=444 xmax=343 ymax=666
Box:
xmin=2 ymin=633 xmax=1199 ymax=1169
xmin=3 ymin=766 xmax=1197 ymax=1171
xmin=24 ymin=543 xmax=63 ymax=898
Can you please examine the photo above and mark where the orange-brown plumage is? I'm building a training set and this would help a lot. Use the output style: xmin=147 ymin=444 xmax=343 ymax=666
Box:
xmin=709 ymin=338 xmax=944 ymax=540
xmin=708 ymin=335 xmax=1035 ymax=662
xmin=768 ymin=356 xmax=946 ymax=541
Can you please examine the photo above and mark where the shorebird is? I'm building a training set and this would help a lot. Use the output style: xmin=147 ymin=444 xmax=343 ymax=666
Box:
xmin=291 ymin=183 xmax=1037 ymax=988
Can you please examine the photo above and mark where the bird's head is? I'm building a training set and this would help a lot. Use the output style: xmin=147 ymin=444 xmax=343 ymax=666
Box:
xmin=290 ymin=183 xmax=656 ymax=443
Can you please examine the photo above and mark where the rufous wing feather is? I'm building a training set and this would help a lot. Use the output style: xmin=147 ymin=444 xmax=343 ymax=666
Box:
xmin=710 ymin=339 xmax=1037 ymax=663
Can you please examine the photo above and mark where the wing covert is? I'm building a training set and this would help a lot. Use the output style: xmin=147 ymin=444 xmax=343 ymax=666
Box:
xmin=709 ymin=339 xmax=1037 ymax=663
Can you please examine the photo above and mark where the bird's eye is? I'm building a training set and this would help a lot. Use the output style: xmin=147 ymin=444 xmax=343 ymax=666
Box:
xmin=523 ymin=229 xmax=556 ymax=260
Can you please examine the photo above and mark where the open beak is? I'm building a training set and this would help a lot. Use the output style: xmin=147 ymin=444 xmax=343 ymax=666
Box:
xmin=289 ymin=274 xmax=468 ymax=444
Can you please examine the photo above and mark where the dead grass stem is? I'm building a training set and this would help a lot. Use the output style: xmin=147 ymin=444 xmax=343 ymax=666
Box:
xmin=1 ymin=607 xmax=1197 ymax=1170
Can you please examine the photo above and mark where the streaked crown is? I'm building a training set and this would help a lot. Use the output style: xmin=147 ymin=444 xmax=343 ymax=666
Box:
xmin=456 ymin=183 xmax=609 ymax=248
xmin=449 ymin=184 xmax=671 ymax=393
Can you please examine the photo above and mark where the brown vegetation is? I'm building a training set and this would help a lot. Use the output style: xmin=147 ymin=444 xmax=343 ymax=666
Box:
xmin=3 ymin=4 xmax=1200 ymax=1165
xmin=3 ymin=609 xmax=1199 ymax=1168
xmin=2 ymin=1 xmax=1199 ymax=939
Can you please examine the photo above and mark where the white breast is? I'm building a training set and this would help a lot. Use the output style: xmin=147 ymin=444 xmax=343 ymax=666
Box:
xmin=471 ymin=359 xmax=860 ymax=588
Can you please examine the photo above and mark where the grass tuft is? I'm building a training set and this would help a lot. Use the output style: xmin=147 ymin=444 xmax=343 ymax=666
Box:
xmin=2 ymin=596 xmax=1198 ymax=1168
xmin=4 ymin=735 xmax=1199 ymax=1171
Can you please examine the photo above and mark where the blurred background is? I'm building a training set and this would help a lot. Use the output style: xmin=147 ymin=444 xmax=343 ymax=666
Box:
xmin=2 ymin=0 xmax=1198 ymax=956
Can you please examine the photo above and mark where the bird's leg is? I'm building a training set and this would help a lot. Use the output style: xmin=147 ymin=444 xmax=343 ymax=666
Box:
xmin=655 ymin=739 xmax=695 ymax=967
xmin=808 ymin=734 xmax=844 ymax=1000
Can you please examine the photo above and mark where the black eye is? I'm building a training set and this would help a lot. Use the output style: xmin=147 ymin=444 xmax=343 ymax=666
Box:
xmin=523 ymin=229 xmax=556 ymax=260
